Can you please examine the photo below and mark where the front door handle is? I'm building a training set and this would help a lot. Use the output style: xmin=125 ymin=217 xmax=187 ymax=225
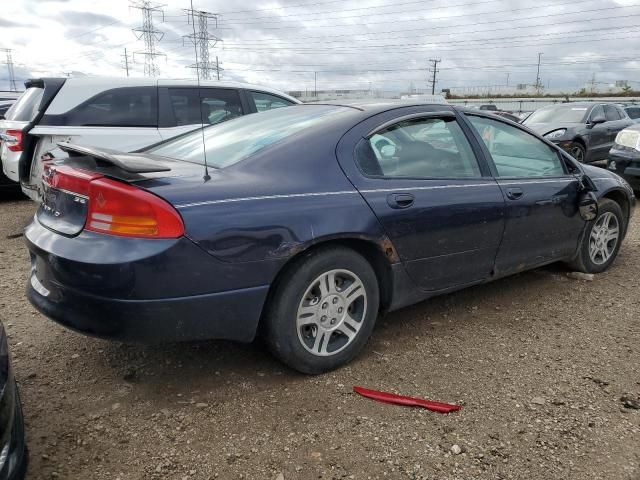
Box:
xmin=505 ymin=187 xmax=524 ymax=200
xmin=387 ymin=193 xmax=415 ymax=209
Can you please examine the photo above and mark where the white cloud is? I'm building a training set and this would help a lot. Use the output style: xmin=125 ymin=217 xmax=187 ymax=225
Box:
xmin=1 ymin=0 xmax=639 ymax=93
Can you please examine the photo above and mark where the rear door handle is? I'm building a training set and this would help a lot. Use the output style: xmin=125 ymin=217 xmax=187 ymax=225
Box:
xmin=505 ymin=187 xmax=524 ymax=200
xmin=387 ymin=193 xmax=415 ymax=209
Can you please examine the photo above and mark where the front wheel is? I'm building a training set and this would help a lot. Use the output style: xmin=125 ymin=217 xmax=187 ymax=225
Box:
xmin=568 ymin=199 xmax=624 ymax=274
xmin=568 ymin=142 xmax=586 ymax=163
xmin=263 ymin=246 xmax=380 ymax=374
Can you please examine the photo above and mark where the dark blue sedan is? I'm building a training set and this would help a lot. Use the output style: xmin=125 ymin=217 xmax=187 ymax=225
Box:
xmin=25 ymin=102 xmax=635 ymax=373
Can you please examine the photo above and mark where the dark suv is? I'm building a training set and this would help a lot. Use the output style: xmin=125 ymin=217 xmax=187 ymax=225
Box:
xmin=523 ymin=102 xmax=633 ymax=163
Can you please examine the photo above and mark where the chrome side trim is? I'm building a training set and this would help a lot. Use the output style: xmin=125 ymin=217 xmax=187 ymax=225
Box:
xmin=175 ymin=178 xmax=576 ymax=209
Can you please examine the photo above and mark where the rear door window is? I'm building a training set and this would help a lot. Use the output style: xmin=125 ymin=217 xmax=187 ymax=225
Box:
xmin=4 ymin=87 xmax=43 ymax=122
xmin=604 ymin=105 xmax=621 ymax=121
xmin=249 ymin=91 xmax=294 ymax=112
xmin=167 ymin=88 xmax=243 ymax=127
xmin=65 ymin=87 xmax=157 ymax=127
xmin=626 ymin=107 xmax=640 ymax=119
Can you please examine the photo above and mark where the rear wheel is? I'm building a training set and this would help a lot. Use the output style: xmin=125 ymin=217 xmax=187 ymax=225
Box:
xmin=568 ymin=142 xmax=586 ymax=163
xmin=263 ymin=246 xmax=379 ymax=374
xmin=568 ymin=199 xmax=624 ymax=273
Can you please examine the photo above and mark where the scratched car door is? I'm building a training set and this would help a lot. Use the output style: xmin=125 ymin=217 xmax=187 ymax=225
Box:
xmin=339 ymin=108 xmax=505 ymax=292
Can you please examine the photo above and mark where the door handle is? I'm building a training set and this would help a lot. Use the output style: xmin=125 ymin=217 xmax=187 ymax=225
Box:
xmin=505 ymin=187 xmax=524 ymax=200
xmin=387 ymin=193 xmax=415 ymax=209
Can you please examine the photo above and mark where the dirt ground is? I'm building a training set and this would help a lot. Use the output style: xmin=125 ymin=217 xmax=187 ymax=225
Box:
xmin=0 ymin=193 xmax=638 ymax=480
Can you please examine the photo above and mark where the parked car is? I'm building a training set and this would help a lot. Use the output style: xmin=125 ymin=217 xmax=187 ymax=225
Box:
xmin=492 ymin=110 xmax=521 ymax=123
xmin=607 ymin=124 xmax=640 ymax=191
xmin=0 ymin=77 xmax=300 ymax=201
xmin=621 ymin=104 xmax=640 ymax=124
xmin=479 ymin=104 xmax=498 ymax=111
xmin=523 ymin=102 xmax=633 ymax=163
xmin=0 ymin=320 xmax=27 ymax=480
xmin=25 ymin=102 xmax=635 ymax=374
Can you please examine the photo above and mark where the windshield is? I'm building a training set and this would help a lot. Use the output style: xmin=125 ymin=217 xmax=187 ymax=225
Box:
xmin=148 ymin=105 xmax=352 ymax=168
xmin=4 ymin=87 xmax=44 ymax=122
xmin=524 ymin=105 xmax=589 ymax=125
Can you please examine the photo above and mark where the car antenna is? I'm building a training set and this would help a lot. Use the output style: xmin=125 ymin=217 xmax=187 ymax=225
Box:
xmin=188 ymin=0 xmax=210 ymax=181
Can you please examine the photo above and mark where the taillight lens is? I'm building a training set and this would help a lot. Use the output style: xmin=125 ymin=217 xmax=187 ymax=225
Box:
xmin=5 ymin=129 xmax=23 ymax=152
xmin=86 ymin=178 xmax=184 ymax=238
xmin=43 ymin=164 xmax=184 ymax=239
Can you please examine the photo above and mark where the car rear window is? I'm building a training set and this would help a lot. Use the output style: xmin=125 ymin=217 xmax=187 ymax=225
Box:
xmin=148 ymin=105 xmax=351 ymax=168
xmin=4 ymin=87 xmax=43 ymax=122
xmin=626 ymin=107 xmax=640 ymax=119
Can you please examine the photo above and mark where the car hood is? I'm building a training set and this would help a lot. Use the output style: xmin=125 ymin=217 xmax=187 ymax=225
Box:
xmin=620 ymin=123 xmax=640 ymax=133
xmin=524 ymin=122 xmax=582 ymax=135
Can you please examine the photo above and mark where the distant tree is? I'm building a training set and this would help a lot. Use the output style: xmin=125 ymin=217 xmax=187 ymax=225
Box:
xmin=622 ymin=84 xmax=632 ymax=96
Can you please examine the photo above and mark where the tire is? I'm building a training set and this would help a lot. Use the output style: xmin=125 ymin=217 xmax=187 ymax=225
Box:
xmin=263 ymin=246 xmax=380 ymax=374
xmin=568 ymin=199 xmax=624 ymax=274
xmin=568 ymin=141 xmax=586 ymax=163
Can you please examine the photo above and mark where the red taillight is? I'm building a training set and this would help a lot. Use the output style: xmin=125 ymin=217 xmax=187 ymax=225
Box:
xmin=5 ymin=129 xmax=23 ymax=152
xmin=43 ymin=164 xmax=184 ymax=239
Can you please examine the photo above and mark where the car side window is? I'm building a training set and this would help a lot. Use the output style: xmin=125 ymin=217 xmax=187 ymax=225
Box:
xmin=589 ymin=105 xmax=604 ymax=122
xmin=626 ymin=107 xmax=640 ymax=119
xmin=355 ymin=116 xmax=481 ymax=178
xmin=604 ymin=104 xmax=621 ymax=121
xmin=467 ymin=115 xmax=566 ymax=178
xmin=250 ymin=91 xmax=294 ymax=112
xmin=66 ymin=87 xmax=157 ymax=127
xmin=167 ymin=88 xmax=243 ymax=127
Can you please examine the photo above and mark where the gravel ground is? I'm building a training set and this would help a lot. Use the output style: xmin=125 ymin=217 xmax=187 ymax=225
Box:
xmin=0 ymin=194 xmax=638 ymax=480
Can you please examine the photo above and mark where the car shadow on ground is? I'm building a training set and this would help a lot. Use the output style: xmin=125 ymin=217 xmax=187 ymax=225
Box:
xmin=91 ymin=263 xmax=570 ymax=400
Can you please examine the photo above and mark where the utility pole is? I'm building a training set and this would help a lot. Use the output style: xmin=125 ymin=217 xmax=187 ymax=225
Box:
xmin=428 ymin=58 xmax=441 ymax=95
xmin=506 ymin=72 xmax=510 ymax=87
xmin=589 ymin=73 xmax=597 ymax=94
xmin=535 ymin=52 xmax=543 ymax=95
xmin=122 ymin=48 xmax=131 ymax=77
xmin=314 ymin=71 xmax=317 ymax=98
xmin=1 ymin=49 xmax=17 ymax=91
xmin=183 ymin=7 xmax=221 ymax=80
xmin=131 ymin=1 xmax=165 ymax=77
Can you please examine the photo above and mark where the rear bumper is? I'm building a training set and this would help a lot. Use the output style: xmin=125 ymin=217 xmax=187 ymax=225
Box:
xmin=27 ymin=278 xmax=268 ymax=343
xmin=25 ymin=218 xmax=272 ymax=343
xmin=0 ymin=381 xmax=27 ymax=480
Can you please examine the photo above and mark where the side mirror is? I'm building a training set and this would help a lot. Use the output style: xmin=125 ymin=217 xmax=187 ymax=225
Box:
xmin=589 ymin=113 xmax=606 ymax=126
xmin=578 ymin=192 xmax=598 ymax=221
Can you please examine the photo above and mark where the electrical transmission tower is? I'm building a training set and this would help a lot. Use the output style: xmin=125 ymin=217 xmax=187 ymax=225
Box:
xmin=131 ymin=1 xmax=165 ymax=77
xmin=1 ymin=49 xmax=18 ymax=91
xmin=183 ymin=6 xmax=222 ymax=80
xmin=428 ymin=58 xmax=441 ymax=95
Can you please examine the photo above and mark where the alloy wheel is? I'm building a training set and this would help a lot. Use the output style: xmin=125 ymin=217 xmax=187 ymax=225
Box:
xmin=296 ymin=269 xmax=367 ymax=357
xmin=588 ymin=211 xmax=619 ymax=265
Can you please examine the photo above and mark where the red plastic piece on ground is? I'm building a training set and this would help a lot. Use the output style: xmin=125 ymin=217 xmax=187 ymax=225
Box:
xmin=353 ymin=386 xmax=461 ymax=414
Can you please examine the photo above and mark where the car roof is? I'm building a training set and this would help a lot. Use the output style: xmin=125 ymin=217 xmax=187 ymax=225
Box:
xmin=308 ymin=99 xmax=452 ymax=115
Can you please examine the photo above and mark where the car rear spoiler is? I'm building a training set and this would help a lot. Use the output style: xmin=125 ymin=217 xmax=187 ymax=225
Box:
xmin=57 ymin=142 xmax=171 ymax=173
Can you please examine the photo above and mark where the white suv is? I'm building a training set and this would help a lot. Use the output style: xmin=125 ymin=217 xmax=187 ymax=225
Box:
xmin=0 ymin=77 xmax=300 ymax=201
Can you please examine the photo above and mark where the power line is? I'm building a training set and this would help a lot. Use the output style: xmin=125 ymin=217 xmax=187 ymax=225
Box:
xmin=183 ymin=7 xmax=222 ymax=80
xmin=131 ymin=0 xmax=165 ymax=77
xmin=0 ymin=49 xmax=17 ymax=91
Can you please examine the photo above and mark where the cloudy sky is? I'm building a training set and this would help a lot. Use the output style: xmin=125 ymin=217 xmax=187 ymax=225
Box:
xmin=1 ymin=0 xmax=639 ymax=94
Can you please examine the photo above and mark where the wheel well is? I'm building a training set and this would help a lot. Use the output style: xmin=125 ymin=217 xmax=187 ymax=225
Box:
xmin=602 ymin=189 xmax=630 ymax=224
xmin=572 ymin=137 xmax=586 ymax=149
xmin=261 ymin=238 xmax=394 ymax=326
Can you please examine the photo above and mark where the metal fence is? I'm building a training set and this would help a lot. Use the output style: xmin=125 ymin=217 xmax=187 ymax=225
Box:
xmin=447 ymin=97 xmax=640 ymax=113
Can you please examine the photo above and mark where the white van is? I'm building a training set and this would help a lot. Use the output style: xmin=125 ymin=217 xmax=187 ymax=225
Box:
xmin=0 ymin=77 xmax=300 ymax=201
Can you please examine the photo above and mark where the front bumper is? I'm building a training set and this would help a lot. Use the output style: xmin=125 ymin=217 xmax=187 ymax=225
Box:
xmin=0 ymin=379 xmax=27 ymax=480
xmin=608 ymin=149 xmax=640 ymax=190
